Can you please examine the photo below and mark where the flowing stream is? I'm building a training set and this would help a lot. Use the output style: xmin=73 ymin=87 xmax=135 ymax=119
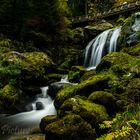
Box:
xmin=0 ymin=76 xmax=71 ymax=139
xmin=84 ymin=27 xmax=121 ymax=70
xmin=0 ymin=86 xmax=56 ymax=138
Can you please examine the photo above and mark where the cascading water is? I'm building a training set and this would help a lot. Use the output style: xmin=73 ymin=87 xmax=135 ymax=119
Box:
xmin=0 ymin=75 xmax=74 ymax=139
xmin=84 ymin=27 xmax=121 ymax=70
xmin=0 ymin=86 xmax=56 ymax=137
xmin=132 ymin=12 xmax=140 ymax=31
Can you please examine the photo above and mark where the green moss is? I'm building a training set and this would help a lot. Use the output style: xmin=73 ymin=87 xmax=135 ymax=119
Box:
xmin=88 ymin=91 xmax=116 ymax=114
xmin=97 ymin=52 xmax=139 ymax=75
xmin=55 ymin=73 xmax=109 ymax=109
xmin=59 ymin=96 xmax=109 ymax=126
xmin=80 ymin=70 xmax=96 ymax=82
xmin=54 ymin=85 xmax=78 ymax=109
xmin=68 ymin=65 xmax=86 ymax=82
xmin=40 ymin=115 xmax=58 ymax=133
xmin=68 ymin=71 xmax=80 ymax=82
xmin=45 ymin=114 xmax=96 ymax=140
xmin=0 ymin=84 xmax=22 ymax=106
xmin=122 ymin=42 xmax=140 ymax=56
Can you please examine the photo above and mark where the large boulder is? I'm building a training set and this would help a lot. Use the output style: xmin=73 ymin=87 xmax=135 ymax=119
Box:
xmin=59 ymin=96 xmax=109 ymax=127
xmin=44 ymin=114 xmax=96 ymax=140
xmin=96 ymin=52 xmax=139 ymax=75
xmin=88 ymin=91 xmax=117 ymax=114
xmin=0 ymin=51 xmax=54 ymax=113
xmin=40 ymin=115 xmax=58 ymax=134
xmin=0 ymin=84 xmax=23 ymax=113
xmin=0 ymin=51 xmax=54 ymax=93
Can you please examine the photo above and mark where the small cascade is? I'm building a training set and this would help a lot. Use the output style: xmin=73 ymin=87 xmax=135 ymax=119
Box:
xmin=0 ymin=86 xmax=56 ymax=135
xmin=109 ymin=27 xmax=121 ymax=53
xmin=0 ymin=75 xmax=73 ymax=135
xmin=84 ymin=27 xmax=121 ymax=70
xmin=132 ymin=12 xmax=140 ymax=31
xmin=60 ymin=75 xmax=69 ymax=83
xmin=31 ymin=103 xmax=36 ymax=110
xmin=41 ymin=86 xmax=49 ymax=98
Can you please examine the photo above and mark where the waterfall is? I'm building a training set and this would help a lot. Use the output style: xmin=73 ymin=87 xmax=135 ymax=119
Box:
xmin=84 ymin=27 xmax=121 ymax=70
xmin=0 ymin=86 xmax=56 ymax=135
xmin=132 ymin=12 xmax=140 ymax=31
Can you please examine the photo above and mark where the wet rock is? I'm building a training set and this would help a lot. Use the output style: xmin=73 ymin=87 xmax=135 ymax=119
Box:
xmin=36 ymin=102 xmax=44 ymax=110
xmin=40 ymin=115 xmax=58 ymax=134
xmin=45 ymin=114 xmax=96 ymax=140
xmin=48 ymin=82 xmax=72 ymax=99
xmin=59 ymin=96 xmax=109 ymax=127
xmin=88 ymin=91 xmax=116 ymax=114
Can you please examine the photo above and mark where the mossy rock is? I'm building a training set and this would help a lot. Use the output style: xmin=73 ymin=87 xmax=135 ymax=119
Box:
xmin=40 ymin=115 xmax=58 ymax=134
xmin=124 ymin=78 xmax=140 ymax=103
xmin=1 ymin=51 xmax=54 ymax=89
xmin=122 ymin=42 xmax=140 ymax=56
xmin=88 ymin=91 xmax=116 ymax=114
xmin=59 ymin=96 xmax=109 ymax=127
xmin=54 ymin=73 xmax=109 ymax=109
xmin=68 ymin=66 xmax=86 ymax=82
xmin=45 ymin=114 xmax=96 ymax=140
xmin=97 ymin=52 xmax=139 ymax=75
xmin=0 ymin=84 xmax=22 ymax=110
xmin=80 ymin=70 xmax=96 ymax=82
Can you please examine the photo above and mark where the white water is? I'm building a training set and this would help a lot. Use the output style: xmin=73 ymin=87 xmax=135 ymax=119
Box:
xmin=0 ymin=86 xmax=56 ymax=135
xmin=0 ymin=75 xmax=75 ymax=135
xmin=84 ymin=27 xmax=121 ymax=70
xmin=60 ymin=75 xmax=69 ymax=83
xmin=132 ymin=12 xmax=140 ymax=31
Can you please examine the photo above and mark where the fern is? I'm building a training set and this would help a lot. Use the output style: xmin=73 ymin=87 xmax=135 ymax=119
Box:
xmin=128 ymin=119 xmax=140 ymax=126
xmin=114 ymin=126 xmax=132 ymax=138
xmin=99 ymin=121 xmax=113 ymax=129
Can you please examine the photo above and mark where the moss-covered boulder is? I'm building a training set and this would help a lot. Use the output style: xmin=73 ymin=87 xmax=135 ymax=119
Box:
xmin=122 ymin=42 xmax=140 ymax=56
xmin=97 ymin=52 xmax=139 ymax=75
xmin=0 ymin=51 xmax=54 ymax=92
xmin=45 ymin=114 xmax=96 ymax=140
xmin=80 ymin=70 xmax=96 ymax=82
xmin=88 ymin=91 xmax=116 ymax=114
xmin=68 ymin=66 xmax=86 ymax=82
xmin=0 ymin=84 xmax=23 ymax=112
xmin=40 ymin=115 xmax=58 ymax=134
xmin=59 ymin=96 xmax=109 ymax=127
xmin=54 ymin=74 xmax=109 ymax=109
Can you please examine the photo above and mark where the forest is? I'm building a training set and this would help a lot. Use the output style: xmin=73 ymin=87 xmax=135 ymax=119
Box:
xmin=0 ymin=0 xmax=140 ymax=140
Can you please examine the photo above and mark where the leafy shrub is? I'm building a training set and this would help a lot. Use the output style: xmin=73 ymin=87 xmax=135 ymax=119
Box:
xmin=98 ymin=104 xmax=140 ymax=140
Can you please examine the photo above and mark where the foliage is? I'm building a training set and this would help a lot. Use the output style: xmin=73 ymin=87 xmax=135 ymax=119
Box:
xmin=98 ymin=105 xmax=140 ymax=140
xmin=0 ymin=0 xmax=70 ymax=47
